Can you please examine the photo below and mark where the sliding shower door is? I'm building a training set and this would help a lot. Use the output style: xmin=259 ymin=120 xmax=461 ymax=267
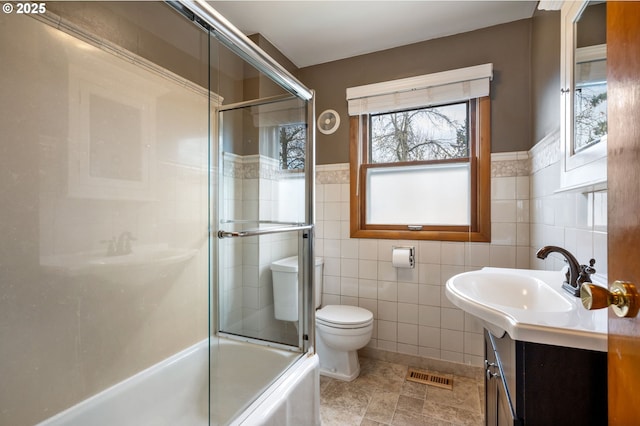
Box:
xmin=217 ymin=96 xmax=312 ymax=349
xmin=0 ymin=3 xmax=215 ymax=424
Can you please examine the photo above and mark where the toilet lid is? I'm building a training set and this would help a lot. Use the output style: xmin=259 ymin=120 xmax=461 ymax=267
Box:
xmin=316 ymin=305 xmax=373 ymax=326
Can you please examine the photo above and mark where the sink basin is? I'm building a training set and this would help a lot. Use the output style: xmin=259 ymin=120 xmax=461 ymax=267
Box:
xmin=445 ymin=267 xmax=607 ymax=351
xmin=40 ymin=244 xmax=198 ymax=285
xmin=453 ymin=272 xmax=573 ymax=313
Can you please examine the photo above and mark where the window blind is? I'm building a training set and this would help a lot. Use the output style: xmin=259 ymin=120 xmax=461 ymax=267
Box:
xmin=346 ymin=63 xmax=493 ymax=116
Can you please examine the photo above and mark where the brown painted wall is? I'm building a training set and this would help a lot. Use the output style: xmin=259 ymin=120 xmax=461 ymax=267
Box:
xmin=531 ymin=10 xmax=561 ymax=144
xmin=299 ymin=19 xmax=534 ymax=165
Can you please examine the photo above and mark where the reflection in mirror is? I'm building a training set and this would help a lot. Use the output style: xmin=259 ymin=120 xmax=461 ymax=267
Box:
xmin=573 ymin=1 xmax=607 ymax=154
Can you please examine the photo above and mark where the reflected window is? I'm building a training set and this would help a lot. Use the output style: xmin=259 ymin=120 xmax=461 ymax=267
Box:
xmin=279 ymin=123 xmax=305 ymax=170
xmin=574 ymin=46 xmax=607 ymax=152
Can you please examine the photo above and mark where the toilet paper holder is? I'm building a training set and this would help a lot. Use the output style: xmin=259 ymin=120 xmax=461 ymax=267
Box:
xmin=392 ymin=246 xmax=415 ymax=269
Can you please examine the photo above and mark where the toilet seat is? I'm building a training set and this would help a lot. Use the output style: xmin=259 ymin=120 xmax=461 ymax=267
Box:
xmin=316 ymin=305 xmax=373 ymax=329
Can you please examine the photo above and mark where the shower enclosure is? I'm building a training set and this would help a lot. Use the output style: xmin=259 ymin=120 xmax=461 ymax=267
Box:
xmin=217 ymin=94 xmax=314 ymax=349
xmin=0 ymin=1 xmax=317 ymax=425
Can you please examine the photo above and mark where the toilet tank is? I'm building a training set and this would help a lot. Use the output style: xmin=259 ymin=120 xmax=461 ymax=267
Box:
xmin=270 ymin=256 xmax=324 ymax=321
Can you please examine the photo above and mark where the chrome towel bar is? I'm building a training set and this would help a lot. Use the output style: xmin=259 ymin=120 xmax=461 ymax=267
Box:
xmin=217 ymin=224 xmax=313 ymax=239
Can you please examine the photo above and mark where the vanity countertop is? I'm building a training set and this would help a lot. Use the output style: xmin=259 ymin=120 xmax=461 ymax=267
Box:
xmin=445 ymin=267 xmax=607 ymax=352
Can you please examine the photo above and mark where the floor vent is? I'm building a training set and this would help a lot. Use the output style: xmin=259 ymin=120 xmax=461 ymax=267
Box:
xmin=405 ymin=368 xmax=453 ymax=390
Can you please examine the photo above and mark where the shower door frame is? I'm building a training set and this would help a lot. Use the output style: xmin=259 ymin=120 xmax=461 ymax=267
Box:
xmin=170 ymin=0 xmax=316 ymax=354
xmin=215 ymin=92 xmax=316 ymax=355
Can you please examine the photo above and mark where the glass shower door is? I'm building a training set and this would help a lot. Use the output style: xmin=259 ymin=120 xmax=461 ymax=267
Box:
xmin=217 ymin=96 xmax=312 ymax=349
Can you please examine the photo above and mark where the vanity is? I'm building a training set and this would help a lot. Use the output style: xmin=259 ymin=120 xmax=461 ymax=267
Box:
xmin=484 ymin=329 xmax=606 ymax=425
xmin=445 ymin=267 xmax=608 ymax=425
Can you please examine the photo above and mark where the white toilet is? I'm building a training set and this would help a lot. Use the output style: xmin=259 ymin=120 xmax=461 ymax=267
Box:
xmin=271 ymin=255 xmax=373 ymax=381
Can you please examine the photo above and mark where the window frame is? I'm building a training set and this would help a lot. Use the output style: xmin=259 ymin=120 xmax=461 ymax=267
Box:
xmin=349 ymin=96 xmax=491 ymax=242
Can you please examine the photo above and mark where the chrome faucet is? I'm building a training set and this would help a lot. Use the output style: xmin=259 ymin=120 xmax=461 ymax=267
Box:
xmin=536 ymin=246 xmax=596 ymax=297
xmin=101 ymin=237 xmax=117 ymax=256
xmin=116 ymin=231 xmax=136 ymax=255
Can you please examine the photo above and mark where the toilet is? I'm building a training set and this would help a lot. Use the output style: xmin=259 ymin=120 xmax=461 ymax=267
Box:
xmin=271 ymin=255 xmax=373 ymax=381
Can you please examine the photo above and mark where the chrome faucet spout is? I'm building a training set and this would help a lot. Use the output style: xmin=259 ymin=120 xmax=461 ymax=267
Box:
xmin=536 ymin=246 xmax=582 ymax=297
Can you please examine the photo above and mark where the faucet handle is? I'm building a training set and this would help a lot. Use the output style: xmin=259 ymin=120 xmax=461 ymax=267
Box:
xmin=100 ymin=238 xmax=116 ymax=256
xmin=583 ymin=258 xmax=596 ymax=274
xmin=577 ymin=258 xmax=596 ymax=285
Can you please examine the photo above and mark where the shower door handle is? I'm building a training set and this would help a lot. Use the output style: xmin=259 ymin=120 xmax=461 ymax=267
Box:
xmin=217 ymin=224 xmax=313 ymax=239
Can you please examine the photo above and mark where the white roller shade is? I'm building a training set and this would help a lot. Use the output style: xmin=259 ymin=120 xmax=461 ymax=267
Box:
xmin=346 ymin=63 xmax=493 ymax=116
xmin=575 ymin=44 xmax=607 ymax=85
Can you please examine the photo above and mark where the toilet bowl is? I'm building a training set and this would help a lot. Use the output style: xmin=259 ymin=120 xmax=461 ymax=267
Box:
xmin=270 ymin=256 xmax=373 ymax=381
xmin=315 ymin=304 xmax=373 ymax=381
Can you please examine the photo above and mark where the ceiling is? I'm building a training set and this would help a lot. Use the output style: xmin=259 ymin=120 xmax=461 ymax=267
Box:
xmin=209 ymin=1 xmax=539 ymax=68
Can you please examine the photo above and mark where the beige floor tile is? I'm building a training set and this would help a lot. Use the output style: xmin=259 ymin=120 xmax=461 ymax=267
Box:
xmin=422 ymin=400 xmax=460 ymax=422
xmin=400 ymin=381 xmax=427 ymax=400
xmin=396 ymin=395 xmax=424 ymax=415
xmin=320 ymin=375 xmax=335 ymax=392
xmin=361 ymin=359 xmax=408 ymax=381
xmin=321 ymin=379 xmax=373 ymax=417
xmin=364 ymin=391 xmax=399 ymax=424
xmin=423 ymin=399 xmax=483 ymax=425
xmin=353 ymin=373 xmax=404 ymax=394
xmin=426 ymin=380 xmax=481 ymax=414
xmin=360 ymin=419 xmax=388 ymax=426
xmin=320 ymin=355 xmax=484 ymax=426
xmin=321 ymin=405 xmax=364 ymax=426
xmin=392 ymin=409 xmax=453 ymax=426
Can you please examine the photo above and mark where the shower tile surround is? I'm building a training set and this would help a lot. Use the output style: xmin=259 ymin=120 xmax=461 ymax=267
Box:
xmin=315 ymin=131 xmax=607 ymax=367
xmin=220 ymin=152 xmax=304 ymax=342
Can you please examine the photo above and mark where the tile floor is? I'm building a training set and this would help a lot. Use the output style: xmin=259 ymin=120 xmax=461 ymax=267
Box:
xmin=320 ymin=356 xmax=484 ymax=426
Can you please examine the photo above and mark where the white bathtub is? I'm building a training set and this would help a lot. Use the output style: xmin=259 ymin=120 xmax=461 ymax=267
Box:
xmin=39 ymin=337 xmax=320 ymax=426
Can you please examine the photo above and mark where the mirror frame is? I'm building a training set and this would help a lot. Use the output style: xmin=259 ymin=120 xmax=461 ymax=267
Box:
xmin=560 ymin=0 xmax=607 ymax=191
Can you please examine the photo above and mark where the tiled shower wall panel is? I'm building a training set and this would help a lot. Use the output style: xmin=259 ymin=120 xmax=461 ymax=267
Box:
xmin=220 ymin=154 xmax=301 ymax=339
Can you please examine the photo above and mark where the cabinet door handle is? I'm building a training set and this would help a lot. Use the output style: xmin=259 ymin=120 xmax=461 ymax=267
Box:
xmin=486 ymin=368 xmax=501 ymax=380
xmin=485 ymin=360 xmax=501 ymax=380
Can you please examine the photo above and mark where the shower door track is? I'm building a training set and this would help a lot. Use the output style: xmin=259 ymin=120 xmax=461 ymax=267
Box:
xmin=169 ymin=0 xmax=312 ymax=100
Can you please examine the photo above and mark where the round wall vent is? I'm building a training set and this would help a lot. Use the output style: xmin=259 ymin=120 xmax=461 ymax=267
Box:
xmin=317 ymin=109 xmax=340 ymax=135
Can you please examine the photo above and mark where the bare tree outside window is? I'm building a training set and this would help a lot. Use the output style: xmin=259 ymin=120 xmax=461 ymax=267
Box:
xmin=279 ymin=123 xmax=306 ymax=170
xmin=370 ymin=102 xmax=468 ymax=163
xmin=574 ymin=83 xmax=607 ymax=152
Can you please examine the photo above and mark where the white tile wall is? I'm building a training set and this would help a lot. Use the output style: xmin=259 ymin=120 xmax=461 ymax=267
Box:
xmin=218 ymin=137 xmax=607 ymax=366
xmin=315 ymin=144 xmax=608 ymax=367
xmin=529 ymin=135 xmax=608 ymax=279
xmin=219 ymin=154 xmax=301 ymax=341
xmin=315 ymin=159 xmax=530 ymax=367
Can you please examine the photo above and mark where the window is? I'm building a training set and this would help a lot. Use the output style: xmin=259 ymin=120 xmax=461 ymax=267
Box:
xmin=279 ymin=123 xmax=306 ymax=170
xmin=347 ymin=65 xmax=492 ymax=241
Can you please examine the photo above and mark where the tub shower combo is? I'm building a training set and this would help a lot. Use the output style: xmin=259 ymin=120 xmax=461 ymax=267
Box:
xmin=1 ymin=1 xmax=319 ymax=425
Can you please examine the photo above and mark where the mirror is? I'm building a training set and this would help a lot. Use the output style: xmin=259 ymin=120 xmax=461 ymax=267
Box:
xmin=574 ymin=2 xmax=607 ymax=154
xmin=560 ymin=0 xmax=607 ymax=191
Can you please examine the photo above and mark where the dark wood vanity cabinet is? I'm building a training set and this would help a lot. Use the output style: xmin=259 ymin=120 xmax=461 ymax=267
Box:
xmin=484 ymin=329 xmax=607 ymax=425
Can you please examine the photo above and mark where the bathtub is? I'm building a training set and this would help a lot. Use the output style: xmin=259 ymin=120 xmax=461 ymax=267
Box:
xmin=38 ymin=337 xmax=320 ymax=426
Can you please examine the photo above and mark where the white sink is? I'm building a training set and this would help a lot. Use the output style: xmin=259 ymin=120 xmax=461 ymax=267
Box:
xmin=40 ymin=244 xmax=198 ymax=285
xmin=445 ymin=267 xmax=607 ymax=352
